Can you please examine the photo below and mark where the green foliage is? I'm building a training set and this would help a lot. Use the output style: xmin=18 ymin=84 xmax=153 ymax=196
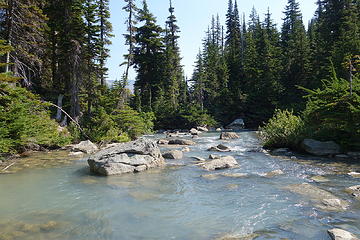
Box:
xmin=0 ymin=84 xmax=72 ymax=153
xmin=112 ymin=107 xmax=153 ymax=140
xmin=301 ymin=74 xmax=360 ymax=150
xmin=179 ymin=105 xmax=218 ymax=128
xmin=261 ymin=73 xmax=360 ymax=151
xmin=260 ymin=109 xmax=304 ymax=149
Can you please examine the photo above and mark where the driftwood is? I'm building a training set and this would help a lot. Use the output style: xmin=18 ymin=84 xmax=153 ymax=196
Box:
xmin=2 ymin=162 xmax=15 ymax=172
xmin=45 ymin=101 xmax=90 ymax=140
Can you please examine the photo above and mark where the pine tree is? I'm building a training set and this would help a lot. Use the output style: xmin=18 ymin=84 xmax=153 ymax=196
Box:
xmin=162 ymin=0 xmax=183 ymax=111
xmin=133 ymin=0 xmax=164 ymax=112
xmin=1 ymin=0 xmax=48 ymax=88
xmin=280 ymin=0 xmax=311 ymax=109
xmin=97 ymin=0 xmax=112 ymax=86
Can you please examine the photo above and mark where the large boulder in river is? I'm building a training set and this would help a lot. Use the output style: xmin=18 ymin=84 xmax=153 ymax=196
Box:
xmin=328 ymin=228 xmax=359 ymax=240
xmin=201 ymin=156 xmax=239 ymax=171
xmin=220 ymin=132 xmax=240 ymax=140
xmin=168 ymin=139 xmax=196 ymax=145
xmin=72 ymin=140 xmax=98 ymax=154
xmin=87 ymin=138 xmax=164 ymax=176
xmin=190 ymin=128 xmax=201 ymax=135
xmin=162 ymin=150 xmax=183 ymax=159
xmin=301 ymin=139 xmax=340 ymax=156
xmin=226 ymin=118 xmax=245 ymax=130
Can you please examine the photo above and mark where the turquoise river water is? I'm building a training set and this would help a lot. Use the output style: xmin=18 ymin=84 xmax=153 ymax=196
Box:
xmin=0 ymin=131 xmax=360 ymax=240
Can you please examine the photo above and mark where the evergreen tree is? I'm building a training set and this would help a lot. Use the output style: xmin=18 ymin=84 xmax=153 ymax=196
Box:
xmin=280 ymin=0 xmax=311 ymax=109
xmin=133 ymin=0 xmax=164 ymax=112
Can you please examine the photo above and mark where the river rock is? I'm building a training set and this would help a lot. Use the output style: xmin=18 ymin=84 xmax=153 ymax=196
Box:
xmin=271 ymin=148 xmax=290 ymax=155
xmin=345 ymin=185 xmax=360 ymax=199
xmin=310 ymin=175 xmax=330 ymax=183
xmin=328 ymin=228 xmax=359 ymax=240
xmin=226 ymin=118 xmax=245 ymax=130
xmin=163 ymin=150 xmax=183 ymax=159
xmin=209 ymin=154 xmax=220 ymax=159
xmin=182 ymin=147 xmax=190 ymax=152
xmin=193 ymin=156 xmax=206 ymax=161
xmin=263 ymin=169 xmax=284 ymax=177
xmin=190 ymin=128 xmax=200 ymax=135
xmin=157 ymin=139 xmax=169 ymax=145
xmin=72 ymin=140 xmax=98 ymax=154
xmin=197 ymin=126 xmax=209 ymax=132
xmin=284 ymin=183 xmax=349 ymax=211
xmin=220 ymin=132 xmax=240 ymax=140
xmin=348 ymin=172 xmax=360 ymax=178
xmin=208 ymin=144 xmax=231 ymax=152
xmin=221 ymin=172 xmax=248 ymax=178
xmin=201 ymin=156 xmax=239 ymax=171
xmin=168 ymin=139 xmax=196 ymax=145
xmin=300 ymin=139 xmax=340 ymax=156
xmin=87 ymin=138 xmax=164 ymax=176
xmin=214 ymin=233 xmax=259 ymax=240
xmin=216 ymin=128 xmax=222 ymax=132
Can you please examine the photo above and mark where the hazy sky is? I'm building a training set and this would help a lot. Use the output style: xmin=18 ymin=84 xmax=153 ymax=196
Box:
xmin=106 ymin=0 xmax=318 ymax=83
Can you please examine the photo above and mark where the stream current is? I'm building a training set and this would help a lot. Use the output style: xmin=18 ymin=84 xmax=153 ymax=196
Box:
xmin=0 ymin=131 xmax=359 ymax=240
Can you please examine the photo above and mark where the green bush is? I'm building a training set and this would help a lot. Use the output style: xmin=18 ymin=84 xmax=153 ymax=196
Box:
xmin=79 ymin=107 xmax=130 ymax=143
xmin=301 ymin=74 xmax=360 ymax=150
xmin=112 ymin=107 xmax=153 ymax=140
xmin=261 ymin=72 xmax=360 ymax=151
xmin=0 ymin=84 xmax=72 ymax=153
xmin=260 ymin=109 xmax=304 ymax=149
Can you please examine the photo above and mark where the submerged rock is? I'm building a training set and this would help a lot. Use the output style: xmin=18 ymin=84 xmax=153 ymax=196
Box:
xmin=263 ymin=169 xmax=284 ymax=177
xmin=284 ymin=183 xmax=349 ymax=211
xmin=201 ymin=156 xmax=239 ymax=171
xmin=168 ymin=139 xmax=196 ymax=145
xmin=328 ymin=228 xmax=359 ymax=240
xmin=192 ymin=156 xmax=206 ymax=161
xmin=345 ymin=185 xmax=360 ymax=199
xmin=87 ymin=138 xmax=164 ymax=176
xmin=72 ymin=140 xmax=98 ymax=154
xmin=182 ymin=147 xmax=190 ymax=152
xmin=310 ymin=175 xmax=330 ymax=183
xmin=214 ymin=233 xmax=259 ymax=240
xmin=162 ymin=150 xmax=183 ymax=159
xmin=220 ymin=132 xmax=240 ymax=140
xmin=300 ymin=139 xmax=340 ymax=156
xmin=208 ymin=144 xmax=231 ymax=152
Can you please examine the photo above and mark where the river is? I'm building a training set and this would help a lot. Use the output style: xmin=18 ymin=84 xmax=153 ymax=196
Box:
xmin=0 ymin=131 xmax=359 ymax=240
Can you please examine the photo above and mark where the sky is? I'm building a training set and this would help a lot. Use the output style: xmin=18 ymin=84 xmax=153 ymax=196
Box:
xmin=106 ymin=0 xmax=318 ymax=84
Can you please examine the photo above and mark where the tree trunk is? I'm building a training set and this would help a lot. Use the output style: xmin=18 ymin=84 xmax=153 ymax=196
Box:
xmin=56 ymin=94 xmax=64 ymax=122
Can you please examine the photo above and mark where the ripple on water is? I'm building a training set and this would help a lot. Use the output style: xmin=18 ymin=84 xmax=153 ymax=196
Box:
xmin=0 ymin=131 xmax=360 ymax=240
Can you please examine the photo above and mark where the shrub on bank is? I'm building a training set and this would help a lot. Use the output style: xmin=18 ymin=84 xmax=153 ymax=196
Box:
xmin=0 ymin=84 xmax=72 ymax=153
xmin=261 ymin=73 xmax=360 ymax=151
xmin=260 ymin=109 xmax=304 ymax=149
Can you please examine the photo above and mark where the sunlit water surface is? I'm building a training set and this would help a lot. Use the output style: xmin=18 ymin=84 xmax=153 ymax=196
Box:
xmin=0 ymin=131 xmax=360 ymax=240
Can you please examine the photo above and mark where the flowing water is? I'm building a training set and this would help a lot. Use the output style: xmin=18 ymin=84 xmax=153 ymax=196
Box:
xmin=0 ymin=131 xmax=360 ymax=240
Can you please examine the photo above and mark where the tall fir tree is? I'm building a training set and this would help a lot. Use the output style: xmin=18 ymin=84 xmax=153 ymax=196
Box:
xmin=133 ymin=0 xmax=164 ymax=112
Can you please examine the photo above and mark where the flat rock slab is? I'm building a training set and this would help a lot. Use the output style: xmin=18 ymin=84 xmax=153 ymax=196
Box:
xmin=284 ymin=183 xmax=349 ymax=211
xmin=72 ymin=140 xmax=98 ymax=154
xmin=87 ymin=138 xmax=164 ymax=176
xmin=328 ymin=228 xmax=359 ymax=240
xmin=168 ymin=139 xmax=196 ymax=145
xmin=200 ymin=156 xmax=239 ymax=171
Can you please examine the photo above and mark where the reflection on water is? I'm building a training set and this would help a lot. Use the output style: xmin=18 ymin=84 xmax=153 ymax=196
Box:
xmin=0 ymin=131 xmax=359 ymax=240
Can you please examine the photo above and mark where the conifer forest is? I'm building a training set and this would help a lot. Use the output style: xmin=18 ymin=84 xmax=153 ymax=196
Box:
xmin=0 ymin=0 xmax=359 ymax=153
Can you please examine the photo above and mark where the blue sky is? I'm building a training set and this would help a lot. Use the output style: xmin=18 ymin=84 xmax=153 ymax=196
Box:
xmin=106 ymin=0 xmax=318 ymax=84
